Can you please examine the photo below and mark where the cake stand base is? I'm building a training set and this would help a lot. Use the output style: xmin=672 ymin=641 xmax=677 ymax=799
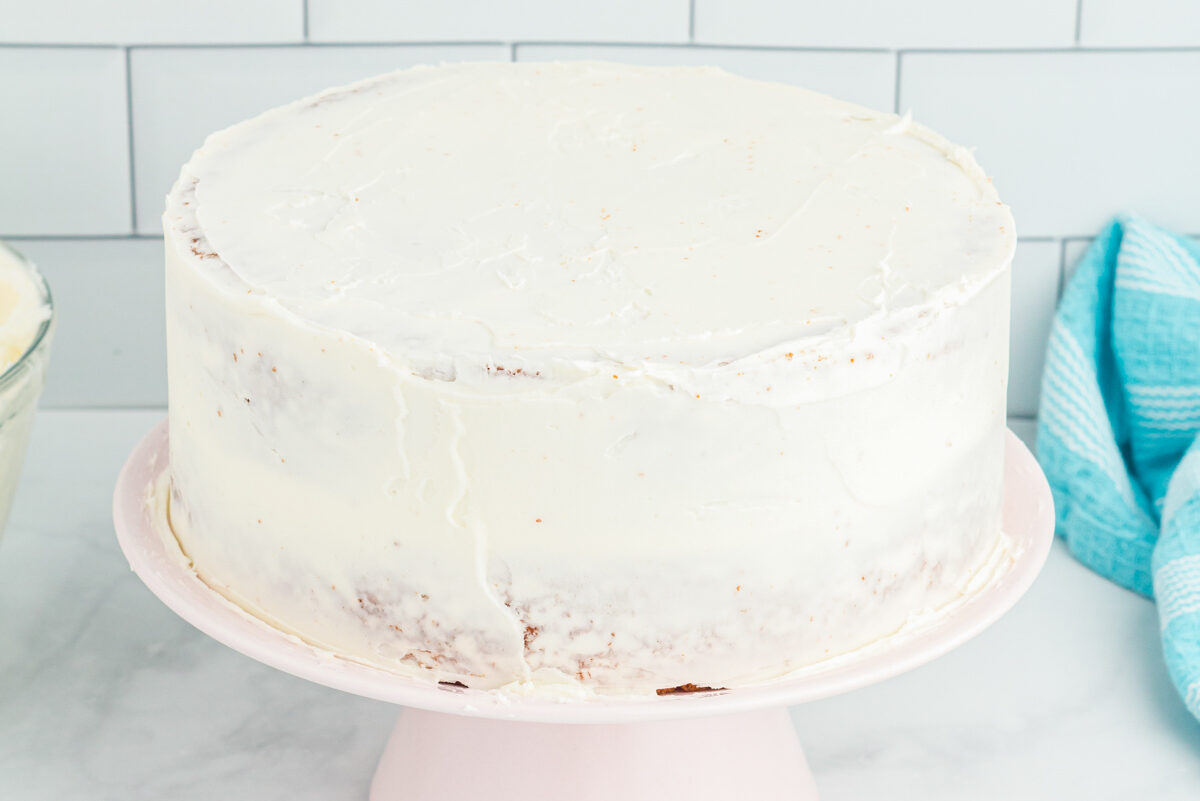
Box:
xmin=370 ymin=706 xmax=816 ymax=801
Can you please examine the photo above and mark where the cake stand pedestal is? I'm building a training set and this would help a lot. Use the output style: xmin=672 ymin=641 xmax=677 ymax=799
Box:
xmin=371 ymin=707 xmax=817 ymax=800
xmin=113 ymin=423 xmax=1053 ymax=801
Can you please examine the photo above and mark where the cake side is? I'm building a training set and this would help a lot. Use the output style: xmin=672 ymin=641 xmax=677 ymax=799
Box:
xmin=163 ymin=61 xmax=1014 ymax=692
xmin=164 ymin=242 xmax=1009 ymax=689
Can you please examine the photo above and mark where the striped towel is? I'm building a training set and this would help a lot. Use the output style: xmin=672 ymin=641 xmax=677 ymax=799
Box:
xmin=1038 ymin=215 xmax=1200 ymax=720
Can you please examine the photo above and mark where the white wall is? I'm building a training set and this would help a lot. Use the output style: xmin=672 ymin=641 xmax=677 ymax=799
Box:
xmin=2 ymin=0 xmax=1197 ymax=419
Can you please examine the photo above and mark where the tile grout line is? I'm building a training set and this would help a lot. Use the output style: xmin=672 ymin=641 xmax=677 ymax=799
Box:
xmin=0 ymin=42 xmax=121 ymax=49
xmin=1075 ymin=0 xmax=1084 ymax=44
xmin=124 ymin=47 xmax=138 ymax=236
xmin=892 ymin=50 xmax=902 ymax=113
xmin=870 ymin=44 xmax=1200 ymax=54
xmin=0 ymin=40 xmax=893 ymax=54
xmin=0 ymin=233 xmax=164 ymax=241
xmin=688 ymin=0 xmax=696 ymax=42
xmin=1057 ymin=239 xmax=1070 ymax=302
xmin=302 ymin=0 xmax=310 ymax=42
xmin=56 ymin=40 xmax=513 ymax=51
xmin=5 ymin=41 xmax=1200 ymax=54
xmin=510 ymin=42 xmax=518 ymax=61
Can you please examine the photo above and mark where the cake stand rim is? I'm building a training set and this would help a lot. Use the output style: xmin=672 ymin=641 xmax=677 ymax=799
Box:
xmin=112 ymin=419 xmax=1054 ymax=724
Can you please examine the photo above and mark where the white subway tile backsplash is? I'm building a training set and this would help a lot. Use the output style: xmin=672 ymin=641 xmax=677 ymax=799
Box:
xmin=694 ymin=0 xmax=1076 ymax=48
xmin=309 ymin=0 xmax=689 ymax=44
xmin=13 ymin=238 xmax=166 ymax=408
xmin=1008 ymin=241 xmax=1061 ymax=418
xmin=0 ymin=0 xmax=302 ymax=44
xmin=516 ymin=45 xmax=896 ymax=112
xmin=129 ymin=44 xmax=507 ymax=233
xmin=899 ymin=51 xmax=1200 ymax=239
xmin=0 ymin=48 xmax=130 ymax=236
xmin=1080 ymin=0 xmax=1200 ymax=47
xmin=9 ymin=0 xmax=1198 ymax=411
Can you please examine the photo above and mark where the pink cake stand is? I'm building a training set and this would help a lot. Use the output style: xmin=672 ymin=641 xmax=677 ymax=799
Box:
xmin=113 ymin=422 xmax=1053 ymax=800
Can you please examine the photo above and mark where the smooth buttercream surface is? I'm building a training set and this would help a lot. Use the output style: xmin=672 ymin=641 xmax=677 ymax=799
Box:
xmin=164 ymin=62 xmax=1015 ymax=692
xmin=0 ymin=245 xmax=49 ymax=374
xmin=180 ymin=61 xmax=1013 ymax=375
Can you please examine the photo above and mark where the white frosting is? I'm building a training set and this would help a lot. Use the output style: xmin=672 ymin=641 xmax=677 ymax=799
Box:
xmin=0 ymin=244 xmax=50 ymax=373
xmin=164 ymin=62 xmax=1014 ymax=692
xmin=0 ymin=242 xmax=52 ymax=544
xmin=183 ymin=63 xmax=1009 ymax=391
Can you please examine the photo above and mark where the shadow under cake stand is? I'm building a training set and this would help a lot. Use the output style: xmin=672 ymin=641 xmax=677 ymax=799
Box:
xmin=113 ymin=422 xmax=1053 ymax=800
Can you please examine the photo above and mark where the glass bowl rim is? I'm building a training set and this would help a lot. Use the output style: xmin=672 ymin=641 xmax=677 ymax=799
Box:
xmin=0 ymin=240 xmax=55 ymax=390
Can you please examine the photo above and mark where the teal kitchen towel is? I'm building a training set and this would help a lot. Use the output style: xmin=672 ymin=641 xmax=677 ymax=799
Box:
xmin=1038 ymin=215 xmax=1200 ymax=720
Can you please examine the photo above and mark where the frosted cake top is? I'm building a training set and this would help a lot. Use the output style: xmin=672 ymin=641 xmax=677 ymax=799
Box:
xmin=167 ymin=61 xmax=1014 ymax=371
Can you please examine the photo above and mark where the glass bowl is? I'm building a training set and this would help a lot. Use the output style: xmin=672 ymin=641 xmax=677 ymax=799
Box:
xmin=0 ymin=241 xmax=54 ymax=544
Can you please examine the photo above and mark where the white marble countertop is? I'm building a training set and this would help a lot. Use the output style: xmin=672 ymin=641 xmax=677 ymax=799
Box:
xmin=1 ymin=410 xmax=1198 ymax=800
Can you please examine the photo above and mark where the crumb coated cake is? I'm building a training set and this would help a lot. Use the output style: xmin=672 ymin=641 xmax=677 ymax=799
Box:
xmin=163 ymin=61 xmax=1014 ymax=693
